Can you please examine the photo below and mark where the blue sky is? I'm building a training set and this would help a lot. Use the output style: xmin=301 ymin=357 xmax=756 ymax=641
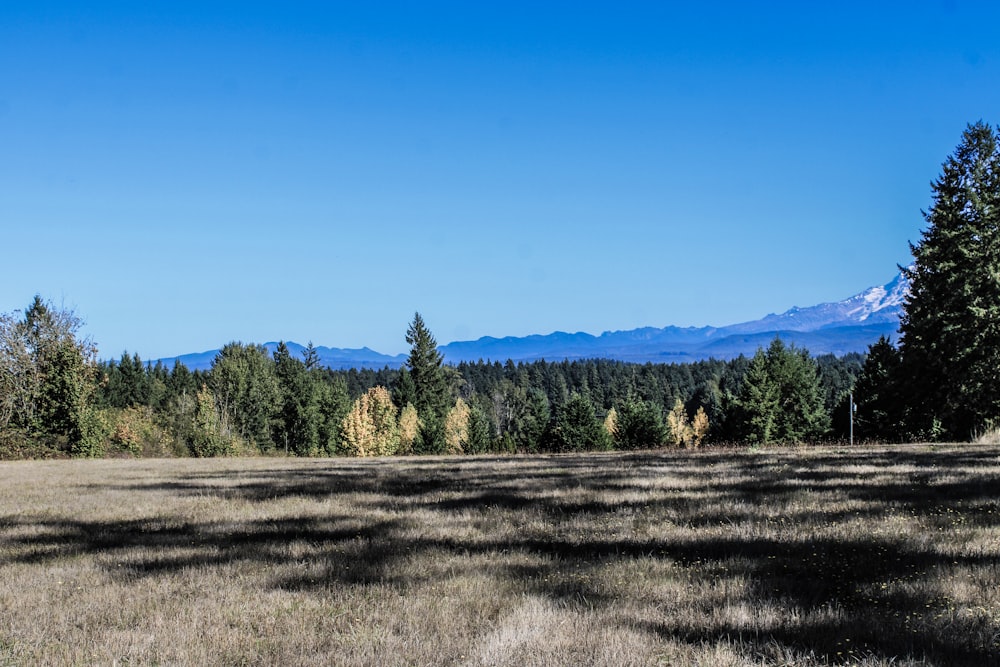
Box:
xmin=2 ymin=2 xmax=999 ymax=359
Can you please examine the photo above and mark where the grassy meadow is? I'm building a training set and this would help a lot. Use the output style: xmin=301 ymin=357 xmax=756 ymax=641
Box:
xmin=1 ymin=445 xmax=999 ymax=666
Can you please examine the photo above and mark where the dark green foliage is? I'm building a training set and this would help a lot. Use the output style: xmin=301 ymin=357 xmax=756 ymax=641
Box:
xmin=405 ymin=313 xmax=453 ymax=452
xmin=816 ymin=352 xmax=864 ymax=439
xmin=2 ymin=298 xmax=898 ymax=456
xmin=392 ymin=367 xmax=417 ymax=411
xmin=853 ymin=336 xmax=906 ymax=442
xmin=544 ymin=392 xmax=609 ymax=452
xmin=734 ymin=338 xmax=830 ymax=444
xmin=487 ymin=380 xmax=550 ymax=453
xmin=98 ymin=353 xmax=150 ymax=409
xmin=464 ymin=397 xmax=494 ymax=454
xmin=0 ymin=296 xmax=100 ymax=454
xmin=614 ymin=398 xmax=667 ymax=450
xmin=315 ymin=376 xmax=350 ymax=455
xmin=167 ymin=360 xmax=198 ymax=399
xmin=899 ymin=122 xmax=1000 ymax=440
xmin=273 ymin=342 xmax=321 ymax=455
xmin=413 ymin=413 xmax=445 ymax=455
xmin=816 ymin=353 xmax=863 ymax=415
xmin=301 ymin=341 xmax=320 ymax=371
xmin=210 ymin=342 xmax=281 ymax=451
xmin=338 ymin=366 xmax=400 ymax=401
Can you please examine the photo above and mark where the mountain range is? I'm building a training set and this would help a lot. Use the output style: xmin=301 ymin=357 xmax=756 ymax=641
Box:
xmin=156 ymin=269 xmax=909 ymax=371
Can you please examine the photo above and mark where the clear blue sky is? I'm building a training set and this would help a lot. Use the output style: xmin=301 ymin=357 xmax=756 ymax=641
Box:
xmin=2 ymin=2 xmax=999 ymax=359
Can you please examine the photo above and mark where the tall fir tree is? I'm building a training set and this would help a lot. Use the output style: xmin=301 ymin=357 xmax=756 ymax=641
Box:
xmin=405 ymin=313 xmax=452 ymax=453
xmin=735 ymin=338 xmax=829 ymax=444
xmin=273 ymin=341 xmax=321 ymax=455
xmin=544 ymin=392 xmax=609 ymax=452
xmin=899 ymin=121 xmax=1000 ymax=440
xmin=853 ymin=336 xmax=905 ymax=442
xmin=615 ymin=397 xmax=667 ymax=450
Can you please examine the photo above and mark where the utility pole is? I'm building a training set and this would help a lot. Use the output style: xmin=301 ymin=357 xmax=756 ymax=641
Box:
xmin=849 ymin=392 xmax=855 ymax=446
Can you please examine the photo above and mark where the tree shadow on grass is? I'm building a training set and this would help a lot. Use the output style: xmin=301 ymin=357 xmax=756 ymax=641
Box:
xmin=4 ymin=445 xmax=999 ymax=664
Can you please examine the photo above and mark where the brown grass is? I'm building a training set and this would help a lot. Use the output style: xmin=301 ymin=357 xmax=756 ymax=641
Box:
xmin=1 ymin=445 xmax=999 ymax=666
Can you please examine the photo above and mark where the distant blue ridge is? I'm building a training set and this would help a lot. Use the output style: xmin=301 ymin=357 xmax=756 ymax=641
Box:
xmin=152 ymin=270 xmax=907 ymax=371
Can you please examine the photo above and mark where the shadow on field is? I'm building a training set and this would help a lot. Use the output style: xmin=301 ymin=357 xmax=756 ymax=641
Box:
xmin=3 ymin=446 xmax=999 ymax=665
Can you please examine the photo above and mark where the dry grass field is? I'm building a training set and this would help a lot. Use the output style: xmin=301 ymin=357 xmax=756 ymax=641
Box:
xmin=1 ymin=445 xmax=999 ymax=666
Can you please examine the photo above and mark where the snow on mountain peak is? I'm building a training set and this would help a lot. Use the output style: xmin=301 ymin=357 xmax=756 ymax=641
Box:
xmin=844 ymin=269 xmax=910 ymax=320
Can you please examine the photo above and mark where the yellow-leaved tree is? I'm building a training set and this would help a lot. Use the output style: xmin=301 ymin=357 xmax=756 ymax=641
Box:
xmin=691 ymin=407 xmax=710 ymax=448
xmin=667 ymin=399 xmax=710 ymax=448
xmin=340 ymin=386 xmax=399 ymax=456
xmin=397 ymin=403 xmax=421 ymax=455
xmin=443 ymin=398 xmax=470 ymax=455
xmin=603 ymin=406 xmax=618 ymax=440
xmin=666 ymin=398 xmax=691 ymax=447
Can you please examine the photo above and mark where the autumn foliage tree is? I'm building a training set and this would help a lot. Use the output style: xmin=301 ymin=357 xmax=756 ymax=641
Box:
xmin=340 ymin=386 xmax=400 ymax=456
xmin=443 ymin=398 xmax=471 ymax=454
xmin=397 ymin=403 xmax=421 ymax=455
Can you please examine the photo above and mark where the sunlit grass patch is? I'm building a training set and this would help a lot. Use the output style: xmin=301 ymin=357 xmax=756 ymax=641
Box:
xmin=1 ymin=444 xmax=998 ymax=665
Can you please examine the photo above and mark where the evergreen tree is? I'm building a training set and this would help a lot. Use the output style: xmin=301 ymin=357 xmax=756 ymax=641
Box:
xmin=0 ymin=296 xmax=100 ymax=452
xmin=210 ymin=342 xmax=281 ymax=451
xmin=273 ymin=342 xmax=321 ymax=455
xmin=615 ymin=398 xmax=667 ymax=450
xmin=899 ymin=121 xmax=1000 ymax=439
xmin=544 ymin=392 xmax=609 ymax=452
xmin=101 ymin=352 xmax=151 ymax=409
xmin=392 ymin=367 xmax=417 ymax=410
xmin=521 ymin=388 xmax=550 ymax=452
xmin=405 ymin=313 xmax=452 ymax=453
xmin=853 ymin=336 xmax=905 ymax=442
xmin=464 ymin=398 xmax=494 ymax=454
xmin=302 ymin=341 xmax=321 ymax=371
xmin=315 ymin=375 xmax=350 ymax=455
xmin=167 ymin=360 xmax=196 ymax=399
xmin=735 ymin=348 xmax=780 ymax=444
xmin=735 ymin=338 xmax=829 ymax=444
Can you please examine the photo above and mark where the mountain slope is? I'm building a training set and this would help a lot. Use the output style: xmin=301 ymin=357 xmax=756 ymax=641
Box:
xmin=436 ymin=268 xmax=908 ymax=363
xmin=154 ymin=269 xmax=909 ymax=370
xmin=158 ymin=342 xmax=406 ymax=372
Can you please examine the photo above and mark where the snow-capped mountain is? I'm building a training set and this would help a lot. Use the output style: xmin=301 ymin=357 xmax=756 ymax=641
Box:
xmin=723 ymin=268 xmax=909 ymax=335
xmin=843 ymin=269 xmax=910 ymax=322
xmin=154 ymin=269 xmax=910 ymax=370
xmin=434 ymin=268 xmax=909 ymax=363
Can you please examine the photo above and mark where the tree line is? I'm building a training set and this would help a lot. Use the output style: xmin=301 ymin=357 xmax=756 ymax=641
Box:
xmin=2 ymin=122 xmax=998 ymax=456
xmin=0 ymin=302 xmax=863 ymax=457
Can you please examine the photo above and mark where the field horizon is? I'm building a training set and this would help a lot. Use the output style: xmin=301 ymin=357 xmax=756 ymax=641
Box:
xmin=2 ymin=444 xmax=998 ymax=665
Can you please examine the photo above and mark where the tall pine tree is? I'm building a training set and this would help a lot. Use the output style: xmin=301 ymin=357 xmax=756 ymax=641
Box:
xmin=735 ymin=338 xmax=829 ymax=444
xmin=405 ymin=313 xmax=452 ymax=453
xmin=853 ymin=336 xmax=905 ymax=442
xmin=899 ymin=122 xmax=1000 ymax=440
